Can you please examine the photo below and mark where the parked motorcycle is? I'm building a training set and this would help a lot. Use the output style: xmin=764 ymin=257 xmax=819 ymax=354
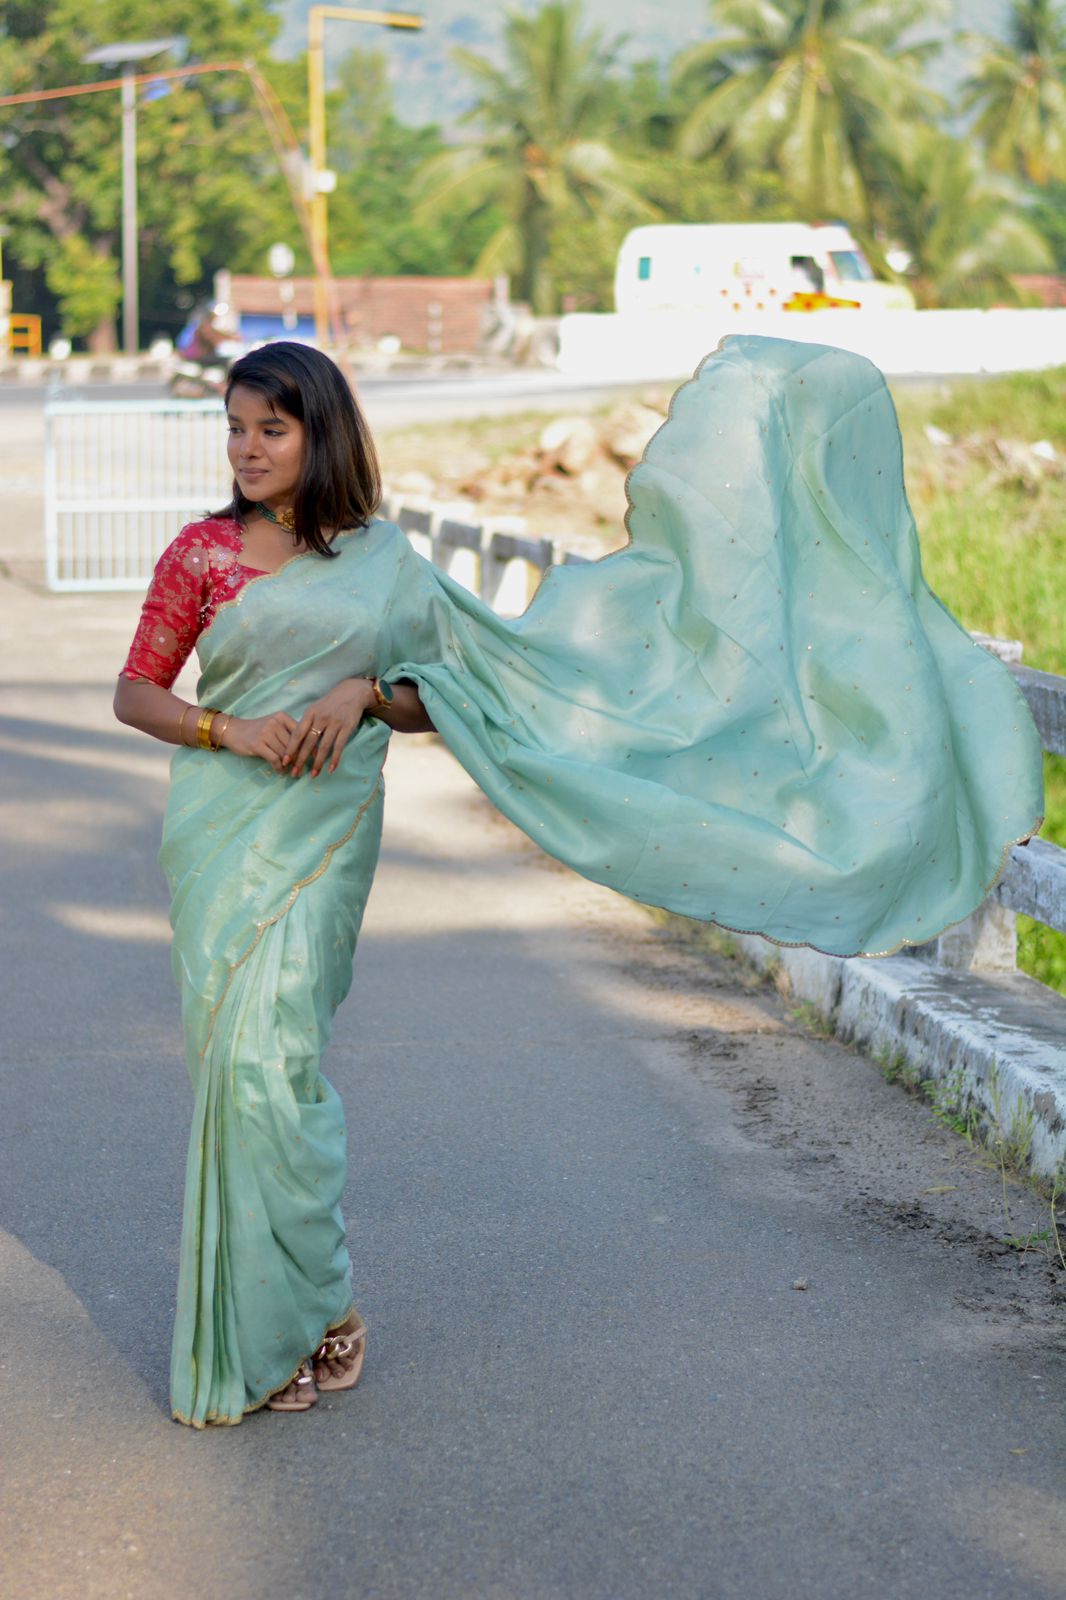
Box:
xmin=168 ymin=303 xmax=241 ymax=398
xmin=167 ymin=355 xmax=230 ymax=399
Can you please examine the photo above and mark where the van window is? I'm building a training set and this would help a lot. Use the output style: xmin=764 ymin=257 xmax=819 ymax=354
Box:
xmin=638 ymin=256 xmax=651 ymax=281
xmin=735 ymin=257 xmax=766 ymax=280
xmin=789 ymin=256 xmax=824 ymax=293
xmin=828 ymin=250 xmax=874 ymax=283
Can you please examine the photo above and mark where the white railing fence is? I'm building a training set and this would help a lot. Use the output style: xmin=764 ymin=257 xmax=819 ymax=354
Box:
xmin=44 ymin=399 xmax=229 ymax=590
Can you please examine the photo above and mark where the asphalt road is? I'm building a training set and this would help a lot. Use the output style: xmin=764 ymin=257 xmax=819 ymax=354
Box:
xmin=1 ymin=578 xmax=1064 ymax=1600
xmin=0 ymin=368 xmax=662 ymax=427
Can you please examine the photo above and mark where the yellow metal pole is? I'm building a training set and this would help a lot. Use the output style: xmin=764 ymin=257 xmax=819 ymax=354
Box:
xmin=308 ymin=10 xmax=329 ymax=345
xmin=307 ymin=7 xmax=423 ymax=348
xmin=0 ymin=234 xmax=9 ymax=359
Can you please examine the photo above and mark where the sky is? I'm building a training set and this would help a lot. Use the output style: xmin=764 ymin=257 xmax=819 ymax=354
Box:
xmin=274 ymin=0 xmax=1011 ymax=127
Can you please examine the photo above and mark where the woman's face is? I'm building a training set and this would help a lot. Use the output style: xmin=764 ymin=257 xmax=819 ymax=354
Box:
xmin=226 ymin=384 xmax=305 ymax=510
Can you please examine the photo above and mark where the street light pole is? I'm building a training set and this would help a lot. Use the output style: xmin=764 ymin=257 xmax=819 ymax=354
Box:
xmin=83 ymin=37 xmax=182 ymax=356
xmin=120 ymin=63 xmax=138 ymax=356
xmin=307 ymin=7 xmax=423 ymax=348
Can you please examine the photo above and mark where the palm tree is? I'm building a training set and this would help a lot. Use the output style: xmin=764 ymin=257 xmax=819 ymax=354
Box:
xmin=672 ymin=0 xmax=946 ymax=227
xmin=880 ymin=131 xmax=1051 ymax=307
xmin=963 ymin=0 xmax=1066 ymax=185
xmin=414 ymin=1 xmax=655 ymax=313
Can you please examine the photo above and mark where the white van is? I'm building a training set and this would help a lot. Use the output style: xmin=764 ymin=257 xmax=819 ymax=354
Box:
xmin=614 ymin=223 xmax=914 ymax=314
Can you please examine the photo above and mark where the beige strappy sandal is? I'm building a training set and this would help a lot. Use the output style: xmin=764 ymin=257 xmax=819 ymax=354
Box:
xmin=266 ymin=1359 xmax=319 ymax=1412
xmin=312 ymin=1312 xmax=368 ymax=1393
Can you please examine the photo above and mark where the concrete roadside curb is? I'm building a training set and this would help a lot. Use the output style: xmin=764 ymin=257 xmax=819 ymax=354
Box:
xmin=704 ymin=929 xmax=1066 ymax=1184
xmin=0 ymin=356 xmax=170 ymax=385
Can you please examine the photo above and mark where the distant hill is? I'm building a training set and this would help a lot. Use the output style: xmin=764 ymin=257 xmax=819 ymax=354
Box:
xmin=273 ymin=0 xmax=1012 ymax=128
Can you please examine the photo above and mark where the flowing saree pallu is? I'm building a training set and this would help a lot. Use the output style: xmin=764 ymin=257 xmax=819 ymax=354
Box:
xmin=163 ymin=334 xmax=1043 ymax=1425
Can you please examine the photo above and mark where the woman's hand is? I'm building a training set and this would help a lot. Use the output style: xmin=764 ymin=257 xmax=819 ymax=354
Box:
xmin=283 ymin=678 xmax=377 ymax=778
xmin=220 ymin=711 xmax=299 ymax=773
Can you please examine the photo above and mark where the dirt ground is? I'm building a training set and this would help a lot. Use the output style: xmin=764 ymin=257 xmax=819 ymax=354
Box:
xmin=376 ymin=389 xmax=676 ymax=553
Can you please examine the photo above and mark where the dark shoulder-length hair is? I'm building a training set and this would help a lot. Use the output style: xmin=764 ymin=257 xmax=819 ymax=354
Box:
xmin=218 ymin=341 xmax=381 ymax=557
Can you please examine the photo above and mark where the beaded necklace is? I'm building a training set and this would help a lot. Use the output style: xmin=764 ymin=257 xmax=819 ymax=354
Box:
xmin=254 ymin=502 xmax=297 ymax=534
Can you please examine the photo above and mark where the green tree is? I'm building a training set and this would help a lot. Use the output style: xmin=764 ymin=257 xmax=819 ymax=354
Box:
xmin=0 ymin=0 xmax=303 ymax=348
xmin=879 ymin=131 xmax=1051 ymax=307
xmin=325 ymin=48 xmax=501 ymax=277
xmin=42 ymin=234 xmax=121 ymax=337
xmin=1029 ymin=181 xmax=1066 ymax=266
xmin=963 ymin=0 xmax=1066 ymax=185
xmin=673 ymin=0 xmax=946 ymax=228
xmin=414 ymin=1 xmax=655 ymax=313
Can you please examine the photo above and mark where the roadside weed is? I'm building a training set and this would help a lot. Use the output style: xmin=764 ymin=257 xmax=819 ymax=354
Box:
xmin=920 ymin=1069 xmax=980 ymax=1142
xmin=792 ymin=1000 xmax=835 ymax=1038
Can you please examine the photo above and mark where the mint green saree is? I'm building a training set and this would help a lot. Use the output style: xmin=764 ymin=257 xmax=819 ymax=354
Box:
xmin=162 ymin=336 xmax=1043 ymax=1425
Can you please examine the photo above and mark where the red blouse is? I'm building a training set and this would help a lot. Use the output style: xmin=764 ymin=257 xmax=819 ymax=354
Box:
xmin=120 ymin=518 xmax=265 ymax=689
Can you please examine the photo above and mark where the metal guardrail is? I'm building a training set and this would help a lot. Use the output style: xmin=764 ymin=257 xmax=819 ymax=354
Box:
xmin=387 ymin=494 xmax=552 ymax=615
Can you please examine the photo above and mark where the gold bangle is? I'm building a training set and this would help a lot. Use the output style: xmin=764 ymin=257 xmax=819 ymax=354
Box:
xmin=211 ymin=713 xmax=231 ymax=751
xmin=197 ymin=707 xmax=222 ymax=749
xmin=177 ymin=705 xmax=193 ymax=746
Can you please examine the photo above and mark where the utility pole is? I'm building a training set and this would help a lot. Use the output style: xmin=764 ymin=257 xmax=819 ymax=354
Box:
xmin=82 ymin=37 xmax=182 ymax=355
xmin=119 ymin=63 xmax=137 ymax=356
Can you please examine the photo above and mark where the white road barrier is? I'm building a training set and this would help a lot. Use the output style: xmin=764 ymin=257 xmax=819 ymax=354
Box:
xmin=556 ymin=308 xmax=1066 ymax=380
xmin=44 ymin=398 xmax=229 ymax=590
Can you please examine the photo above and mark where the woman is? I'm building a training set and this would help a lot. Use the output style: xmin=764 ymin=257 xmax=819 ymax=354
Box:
xmin=116 ymin=338 xmax=1042 ymax=1428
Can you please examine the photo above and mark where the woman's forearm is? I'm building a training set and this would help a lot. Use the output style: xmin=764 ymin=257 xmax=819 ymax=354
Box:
xmin=114 ymin=676 xmax=197 ymax=745
xmin=117 ymin=679 xmax=298 ymax=770
xmin=375 ymin=681 xmax=435 ymax=734
xmin=115 ymin=673 xmax=434 ymax=762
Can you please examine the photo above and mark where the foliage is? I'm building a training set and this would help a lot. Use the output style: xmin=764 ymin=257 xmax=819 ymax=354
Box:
xmin=325 ymin=49 xmax=500 ymax=277
xmin=1028 ymin=180 xmax=1066 ymax=267
xmin=963 ymin=0 xmax=1066 ymax=185
xmin=874 ymin=130 xmax=1051 ymax=306
xmin=894 ymin=367 xmax=1066 ymax=992
xmin=0 ymin=0 xmax=302 ymax=346
xmin=672 ymin=0 xmax=947 ymax=226
xmin=3 ymin=0 xmax=1066 ymax=335
xmin=41 ymin=233 xmax=121 ymax=334
xmin=414 ymin=1 xmax=656 ymax=312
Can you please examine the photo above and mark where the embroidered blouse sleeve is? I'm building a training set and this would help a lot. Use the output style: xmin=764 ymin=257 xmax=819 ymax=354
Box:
xmin=120 ymin=526 xmax=210 ymax=689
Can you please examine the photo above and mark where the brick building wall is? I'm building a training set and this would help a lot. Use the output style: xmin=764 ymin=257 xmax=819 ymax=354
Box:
xmin=223 ymin=275 xmax=500 ymax=353
xmin=1011 ymin=274 xmax=1066 ymax=308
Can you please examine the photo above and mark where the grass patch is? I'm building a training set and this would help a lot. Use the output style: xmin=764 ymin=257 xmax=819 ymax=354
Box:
xmin=874 ymin=1044 xmax=920 ymax=1090
xmin=791 ymin=999 xmax=835 ymax=1037
xmin=927 ymin=367 xmax=1066 ymax=448
xmin=920 ymin=1068 xmax=981 ymax=1141
xmin=894 ymin=368 xmax=1066 ymax=993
